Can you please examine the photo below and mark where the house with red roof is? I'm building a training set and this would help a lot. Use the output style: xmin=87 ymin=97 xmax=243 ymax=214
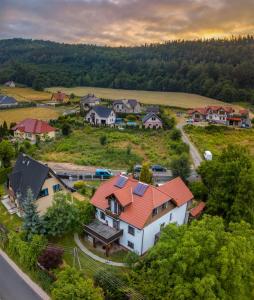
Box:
xmin=188 ymin=106 xmax=251 ymax=127
xmin=12 ymin=119 xmax=56 ymax=143
xmin=84 ymin=175 xmax=193 ymax=256
xmin=51 ymin=91 xmax=70 ymax=103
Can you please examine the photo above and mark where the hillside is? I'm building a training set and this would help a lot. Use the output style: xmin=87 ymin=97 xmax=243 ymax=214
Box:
xmin=0 ymin=37 xmax=254 ymax=104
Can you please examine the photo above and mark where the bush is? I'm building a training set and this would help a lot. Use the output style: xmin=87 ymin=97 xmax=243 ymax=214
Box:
xmin=170 ymin=141 xmax=189 ymax=155
xmin=124 ymin=251 xmax=140 ymax=268
xmin=170 ymin=128 xmax=182 ymax=140
xmin=189 ymin=181 xmax=208 ymax=201
xmin=100 ymin=135 xmax=108 ymax=145
xmin=0 ymin=167 xmax=12 ymax=184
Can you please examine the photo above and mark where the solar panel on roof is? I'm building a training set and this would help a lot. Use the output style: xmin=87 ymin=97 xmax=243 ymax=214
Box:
xmin=133 ymin=182 xmax=148 ymax=196
xmin=115 ymin=175 xmax=128 ymax=188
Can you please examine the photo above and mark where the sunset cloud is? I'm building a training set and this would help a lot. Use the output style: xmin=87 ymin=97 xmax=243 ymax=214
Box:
xmin=0 ymin=0 xmax=254 ymax=46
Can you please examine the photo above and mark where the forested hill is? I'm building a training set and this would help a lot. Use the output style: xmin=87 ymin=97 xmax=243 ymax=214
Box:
xmin=0 ymin=37 xmax=254 ymax=103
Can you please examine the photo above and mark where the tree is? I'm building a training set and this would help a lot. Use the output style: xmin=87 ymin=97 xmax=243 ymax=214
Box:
xmin=2 ymin=121 xmax=8 ymax=136
xmin=38 ymin=246 xmax=64 ymax=270
xmin=0 ymin=140 xmax=15 ymax=167
xmin=199 ymin=145 xmax=253 ymax=223
xmin=23 ymin=189 xmax=43 ymax=240
xmin=61 ymin=123 xmax=71 ymax=136
xmin=170 ymin=128 xmax=181 ymax=140
xmin=52 ymin=266 xmax=103 ymax=300
xmin=189 ymin=181 xmax=208 ymax=201
xmin=131 ymin=216 xmax=254 ymax=300
xmin=170 ymin=153 xmax=190 ymax=181
xmin=43 ymin=193 xmax=80 ymax=237
xmin=139 ymin=163 xmax=153 ymax=184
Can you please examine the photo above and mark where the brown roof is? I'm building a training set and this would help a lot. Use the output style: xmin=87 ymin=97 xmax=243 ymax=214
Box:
xmin=12 ymin=119 xmax=56 ymax=134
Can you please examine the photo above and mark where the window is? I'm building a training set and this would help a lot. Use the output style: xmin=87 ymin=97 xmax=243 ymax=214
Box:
xmin=53 ymin=184 xmax=61 ymax=193
xmin=152 ymin=208 xmax=158 ymax=217
xmin=162 ymin=202 xmax=168 ymax=210
xmin=160 ymin=223 xmax=165 ymax=230
xmin=128 ymin=225 xmax=135 ymax=236
xmin=152 ymin=116 xmax=156 ymax=121
xmin=169 ymin=213 xmax=173 ymax=221
xmin=128 ymin=241 xmax=134 ymax=249
xmin=39 ymin=188 xmax=49 ymax=198
xmin=100 ymin=211 xmax=105 ymax=220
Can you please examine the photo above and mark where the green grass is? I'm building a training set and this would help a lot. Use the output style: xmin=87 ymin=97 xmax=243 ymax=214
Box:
xmin=38 ymin=125 xmax=175 ymax=168
xmin=47 ymin=86 xmax=230 ymax=109
xmin=185 ymin=125 xmax=254 ymax=158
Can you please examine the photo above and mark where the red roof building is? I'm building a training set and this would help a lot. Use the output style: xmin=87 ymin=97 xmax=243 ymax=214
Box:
xmin=51 ymin=91 xmax=70 ymax=102
xmin=190 ymin=201 xmax=206 ymax=218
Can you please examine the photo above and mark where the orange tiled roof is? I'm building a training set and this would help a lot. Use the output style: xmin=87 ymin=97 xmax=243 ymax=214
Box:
xmin=91 ymin=175 xmax=193 ymax=229
xmin=12 ymin=119 xmax=56 ymax=134
xmin=190 ymin=201 xmax=206 ymax=217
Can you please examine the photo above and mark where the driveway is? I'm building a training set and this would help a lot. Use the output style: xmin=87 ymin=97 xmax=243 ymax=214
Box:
xmin=0 ymin=251 xmax=47 ymax=300
xmin=176 ymin=122 xmax=203 ymax=169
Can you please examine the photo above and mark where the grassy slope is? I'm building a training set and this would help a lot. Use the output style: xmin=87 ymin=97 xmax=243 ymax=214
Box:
xmin=0 ymin=86 xmax=52 ymax=102
xmin=38 ymin=126 xmax=173 ymax=168
xmin=185 ymin=125 xmax=254 ymax=158
xmin=47 ymin=86 xmax=229 ymax=109
xmin=0 ymin=107 xmax=62 ymax=125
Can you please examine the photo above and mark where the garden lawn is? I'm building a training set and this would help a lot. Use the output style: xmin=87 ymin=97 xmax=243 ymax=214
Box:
xmin=185 ymin=125 xmax=254 ymax=158
xmin=38 ymin=125 xmax=174 ymax=169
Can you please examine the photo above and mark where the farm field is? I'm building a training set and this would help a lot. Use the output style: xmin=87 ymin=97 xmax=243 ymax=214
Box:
xmin=47 ymin=86 xmax=231 ymax=109
xmin=38 ymin=125 xmax=176 ymax=169
xmin=185 ymin=125 xmax=254 ymax=158
xmin=0 ymin=86 xmax=52 ymax=101
xmin=0 ymin=107 xmax=61 ymax=124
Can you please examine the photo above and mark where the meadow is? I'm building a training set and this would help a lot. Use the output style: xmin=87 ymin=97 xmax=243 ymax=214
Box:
xmin=0 ymin=107 xmax=61 ymax=124
xmin=47 ymin=86 xmax=230 ymax=109
xmin=0 ymin=86 xmax=52 ymax=102
xmin=185 ymin=125 xmax=254 ymax=158
xmin=38 ymin=125 xmax=179 ymax=169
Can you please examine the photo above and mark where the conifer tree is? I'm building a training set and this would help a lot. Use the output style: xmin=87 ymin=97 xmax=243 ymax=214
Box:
xmin=140 ymin=163 xmax=153 ymax=184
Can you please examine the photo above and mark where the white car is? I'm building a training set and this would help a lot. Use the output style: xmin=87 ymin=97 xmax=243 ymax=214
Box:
xmin=186 ymin=119 xmax=194 ymax=124
xmin=204 ymin=150 xmax=212 ymax=161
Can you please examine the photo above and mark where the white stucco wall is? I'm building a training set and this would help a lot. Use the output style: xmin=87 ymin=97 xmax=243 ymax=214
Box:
xmin=86 ymin=110 xmax=116 ymax=125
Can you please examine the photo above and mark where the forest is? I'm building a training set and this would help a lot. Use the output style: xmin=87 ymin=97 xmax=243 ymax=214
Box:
xmin=0 ymin=36 xmax=254 ymax=103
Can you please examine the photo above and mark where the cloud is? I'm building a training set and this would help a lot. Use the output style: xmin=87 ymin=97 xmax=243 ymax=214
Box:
xmin=0 ymin=0 xmax=253 ymax=46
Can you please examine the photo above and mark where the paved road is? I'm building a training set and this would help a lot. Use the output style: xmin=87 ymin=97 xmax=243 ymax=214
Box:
xmin=0 ymin=253 xmax=42 ymax=300
xmin=177 ymin=122 xmax=203 ymax=169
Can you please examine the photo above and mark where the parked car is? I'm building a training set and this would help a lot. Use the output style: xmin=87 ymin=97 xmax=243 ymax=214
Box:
xmin=186 ymin=119 xmax=194 ymax=124
xmin=208 ymin=120 xmax=217 ymax=124
xmin=134 ymin=165 xmax=142 ymax=173
xmin=95 ymin=169 xmax=113 ymax=179
xmin=151 ymin=165 xmax=167 ymax=172
xmin=204 ymin=150 xmax=212 ymax=161
xmin=241 ymin=123 xmax=250 ymax=128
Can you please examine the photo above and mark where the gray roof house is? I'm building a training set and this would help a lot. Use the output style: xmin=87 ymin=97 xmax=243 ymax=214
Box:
xmin=146 ymin=105 xmax=160 ymax=114
xmin=80 ymin=94 xmax=101 ymax=114
xmin=0 ymin=95 xmax=18 ymax=108
xmin=113 ymin=99 xmax=141 ymax=114
xmin=85 ymin=106 xmax=116 ymax=126
xmin=8 ymin=153 xmax=72 ymax=215
xmin=142 ymin=113 xmax=163 ymax=129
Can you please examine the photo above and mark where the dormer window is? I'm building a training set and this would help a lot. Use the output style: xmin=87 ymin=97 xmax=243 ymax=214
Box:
xmin=152 ymin=208 xmax=158 ymax=217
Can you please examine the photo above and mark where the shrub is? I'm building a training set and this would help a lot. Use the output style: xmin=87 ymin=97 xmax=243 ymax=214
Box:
xmin=189 ymin=181 xmax=208 ymax=201
xmin=100 ymin=135 xmax=108 ymax=145
xmin=170 ymin=128 xmax=182 ymax=140
xmin=38 ymin=246 xmax=64 ymax=270
xmin=124 ymin=251 xmax=140 ymax=268
xmin=126 ymin=144 xmax=132 ymax=155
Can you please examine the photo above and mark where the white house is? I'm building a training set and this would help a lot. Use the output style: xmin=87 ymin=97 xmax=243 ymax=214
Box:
xmin=85 ymin=106 xmax=116 ymax=126
xmin=112 ymin=99 xmax=141 ymax=114
xmin=84 ymin=175 xmax=193 ymax=256
xmin=4 ymin=81 xmax=15 ymax=88
xmin=142 ymin=112 xmax=163 ymax=129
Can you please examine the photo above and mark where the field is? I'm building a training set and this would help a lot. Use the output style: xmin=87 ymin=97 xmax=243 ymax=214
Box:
xmin=38 ymin=125 xmax=177 ymax=169
xmin=185 ymin=125 xmax=254 ymax=158
xmin=47 ymin=86 xmax=230 ymax=109
xmin=0 ymin=86 xmax=52 ymax=102
xmin=0 ymin=107 xmax=61 ymax=124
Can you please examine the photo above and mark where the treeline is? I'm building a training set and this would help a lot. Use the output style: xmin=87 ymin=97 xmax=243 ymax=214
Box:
xmin=0 ymin=36 xmax=254 ymax=103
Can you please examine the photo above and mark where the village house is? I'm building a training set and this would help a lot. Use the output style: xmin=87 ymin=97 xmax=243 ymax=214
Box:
xmin=84 ymin=175 xmax=193 ymax=256
xmin=12 ymin=119 xmax=56 ymax=143
xmin=146 ymin=105 xmax=160 ymax=114
xmin=85 ymin=106 xmax=116 ymax=126
xmin=142 ymin=112 xmax=163 ymax=129
xmin=7 ymin=153 xmax=72 ymax=215
xmin=80 ymin=94 xmax=101 ymax=114
xmin=51 ymin=91 xmax=70 ymax=103
xmin=4 ymin=81 xmax=15 ymax=88
xmin=0 ymin=95 xmax=18 ymax=108
xmin=113 ymin=99 xmax=141 ymax=114
xmin=188 ymin=106 xmax=251 ymax=127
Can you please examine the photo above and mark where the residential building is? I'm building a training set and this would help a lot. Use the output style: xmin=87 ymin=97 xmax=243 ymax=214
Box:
xmin=12 ymin=119 xmax=56 ymax=143
xmin=51 ymin=91 xmax=70 ymax=103
xmin=7 ymin=153 xmax=72 ymax=215
xmin=188 ymin=106 xmax=251 ymax=127
xmin=146 ymin=105 xmax=160 ymax=114
xmin=4 ymin=81 xmax=15 ymax=88
xmin=0 ymin=95 xmax=18 ymax=108
xmin=85 ymin=106 xmax=116 ymax=126
xmin=84 ymin=175 xmax=193 ymax=255
xmin=142 ymin=112 xmax=163 ymax=129
xmin=80 ymin=94 xmax=101 ymax=114
xmin=113 ymin=99 xmax=141 ymax=114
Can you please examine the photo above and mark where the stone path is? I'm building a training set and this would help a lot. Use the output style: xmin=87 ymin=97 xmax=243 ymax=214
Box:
xmin=74 ymin=234 xmax=126 ymax=267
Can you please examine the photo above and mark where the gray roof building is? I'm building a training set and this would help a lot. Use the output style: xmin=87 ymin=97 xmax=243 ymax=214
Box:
xmin=92 ymin=106 xmax=114 ymax=118
xmin=0 ymin=95 xmax=18 ymax=106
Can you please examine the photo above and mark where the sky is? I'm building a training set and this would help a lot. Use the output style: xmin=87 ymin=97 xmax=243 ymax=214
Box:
xmin=0 ymin=0 xmax=254 ymax=46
